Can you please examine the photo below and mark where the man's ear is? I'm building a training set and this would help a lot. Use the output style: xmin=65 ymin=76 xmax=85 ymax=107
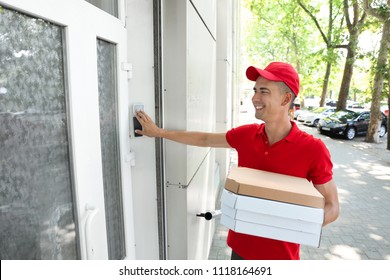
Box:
xmin=281 ymin=92 xmax=293 ymax=106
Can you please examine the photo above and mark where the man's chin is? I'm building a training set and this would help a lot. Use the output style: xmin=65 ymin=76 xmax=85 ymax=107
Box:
xmin=254 ymin=113 xmax=265 ymax=122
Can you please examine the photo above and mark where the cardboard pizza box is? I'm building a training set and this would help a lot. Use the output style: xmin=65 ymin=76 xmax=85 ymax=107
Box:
xmin=221 ymin=189 xmax=324 ymax=233
xmin=224 ymin=167 xmax=324 ymax=209
xmin=221 ymin=213 xmax=322 ymax=247
xmin=220 ymin=187 xmax=324 ymax=247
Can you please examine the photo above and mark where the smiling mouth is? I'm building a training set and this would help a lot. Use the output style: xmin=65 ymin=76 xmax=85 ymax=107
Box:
xmin=255 ymin=105 xmax=264 ymax=110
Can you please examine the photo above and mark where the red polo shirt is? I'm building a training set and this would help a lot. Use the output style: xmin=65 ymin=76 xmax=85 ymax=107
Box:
xmin=225 ymin=121 xmax=333 ymax=260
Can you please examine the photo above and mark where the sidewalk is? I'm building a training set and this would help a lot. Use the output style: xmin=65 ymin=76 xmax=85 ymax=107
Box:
xmin=208 ymin=122 xmax=390 ymax=260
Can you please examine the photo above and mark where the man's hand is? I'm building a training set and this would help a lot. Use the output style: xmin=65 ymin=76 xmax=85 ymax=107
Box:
xmin=134 ymin=111 xmax=163 ymax=138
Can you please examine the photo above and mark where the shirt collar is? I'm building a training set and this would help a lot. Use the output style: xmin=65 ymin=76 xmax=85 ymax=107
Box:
xmin=257 ymin=121 xmax=300 ymax=143
xmin=285 ymin=121 xmax=300 ymax=143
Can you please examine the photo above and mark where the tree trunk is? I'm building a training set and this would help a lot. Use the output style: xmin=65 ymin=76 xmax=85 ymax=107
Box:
xmin=320 ymin=61 xmax=331 ymax=107
xmin=336 ymin=34 xmax=358 ymax=111
xmin=366 ymin=20 xmax=390 ymax=143
xmin=387 ymin=54 xmax=390 ymax=151
xmin=337 ymin=0 xmax=366 ymax=111
xmin=387 ymin=86 xmax=390 ymax=150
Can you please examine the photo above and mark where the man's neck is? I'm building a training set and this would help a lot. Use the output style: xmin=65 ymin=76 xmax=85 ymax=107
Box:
xmin=264 ymin=118 xmax=292 ymax=146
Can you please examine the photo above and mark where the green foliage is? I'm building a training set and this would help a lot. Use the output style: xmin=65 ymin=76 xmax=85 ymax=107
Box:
xmin=243 ymin=0 xmax=389 ymax=103
xmin=377 ymin=3 xmax=390 ymax=17
xmin=244 ymin=0 xmax=313 ymax=61
xmin=243 ymin=0 xmax=347 ymax=98
xmin=244 ymin=0 xmax=318 ymax=94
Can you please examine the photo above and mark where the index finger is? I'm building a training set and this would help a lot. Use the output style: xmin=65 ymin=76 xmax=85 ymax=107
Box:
xmin=136 ymin=110 xmax=152 ymax=122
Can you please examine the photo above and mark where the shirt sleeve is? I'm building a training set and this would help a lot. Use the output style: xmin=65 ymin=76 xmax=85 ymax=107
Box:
xmin=226 ymin=124 xmax=258 ymax=149
xmin=225 ymin=127 xmax=238 ymax=148
xmin=308 ymin=139 xmax=333 ymax=185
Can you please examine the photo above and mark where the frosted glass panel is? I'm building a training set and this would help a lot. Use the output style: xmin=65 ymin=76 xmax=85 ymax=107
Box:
xmin=0 ymin=8 xmax=77 ymax=259
xmin=97 ymin=39 xmax=125 ymax=260
xmin=85 ymin=0 xmax=118 ymax=17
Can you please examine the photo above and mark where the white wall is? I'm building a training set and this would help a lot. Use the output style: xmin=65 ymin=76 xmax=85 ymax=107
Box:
xmin=190 ymin=0 xmax=217 ymax=37
xmin=163 ymin=0 xmax=218 ymax=259
xmin=216 ymin=0 xmax=234 ymax=182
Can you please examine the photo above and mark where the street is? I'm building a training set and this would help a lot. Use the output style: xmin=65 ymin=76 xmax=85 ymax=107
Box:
xmin=209 ymin=120 xmax=390 ymax=260
xmin=299 ymin=123 xmax=390 ymax=259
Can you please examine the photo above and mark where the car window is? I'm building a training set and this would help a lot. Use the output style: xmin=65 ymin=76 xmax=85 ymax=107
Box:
xmin=359 ymin=112 xmax=370 ymax=120
xmin=313 ymin=107 xmax=327 ymax=113
xmin=330 ymin=110 xmax=359 ymax=120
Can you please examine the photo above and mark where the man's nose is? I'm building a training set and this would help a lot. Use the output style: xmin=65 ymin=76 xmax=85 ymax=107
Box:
xmin=252 ymin=92 xmax=261 ymax=101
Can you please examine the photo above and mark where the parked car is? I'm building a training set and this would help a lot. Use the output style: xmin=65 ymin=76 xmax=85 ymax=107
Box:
xmin=326 ymin=100 xmax=337 ymax=107
xmin=347 ymin=102 xmax=365 ymax=110
xmin=297 ymin=107 xmax=335 ymax=127
xmin=294 ymin=108 xmax=306 ymax=120
xmin=318 ymin=110 xmax=388 ymax=140
xmin=295 ymin=107 xmax=316 ymax=120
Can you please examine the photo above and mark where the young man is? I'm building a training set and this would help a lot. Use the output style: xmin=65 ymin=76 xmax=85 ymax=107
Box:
xmin=135 ymin=62 xmax=339 ymax=260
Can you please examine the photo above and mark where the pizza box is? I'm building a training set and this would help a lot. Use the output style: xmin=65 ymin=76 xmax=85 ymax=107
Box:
xmin=221 ymin=189 xmax=324 ymax=224
xmin=220 ymin=189 xmax=324 ymax=247
xmin=225 ymin=167 xmax=324 ymax=208
xmin=221 ymin=203 xmax=322 ymax=234
xmin=221 ymin=213 xmax=322 ymax=247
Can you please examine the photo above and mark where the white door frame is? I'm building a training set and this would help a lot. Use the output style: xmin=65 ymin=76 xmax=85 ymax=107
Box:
xmin=1 ymin=0 xmax=135 ymax=259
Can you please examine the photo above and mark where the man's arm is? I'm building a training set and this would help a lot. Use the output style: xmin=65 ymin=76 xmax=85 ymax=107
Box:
xmin=314 ymin=179 xmax=339 ymax=227
xmin=135 ymin=111 xmax=231 ymax=148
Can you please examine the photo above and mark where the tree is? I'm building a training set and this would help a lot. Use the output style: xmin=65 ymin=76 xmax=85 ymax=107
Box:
xmin=363 ymin=0 xmax=390 ymax=144
xmin=336 ymin=0 xmax=367 ymax=111
xmin=388 ymin=52 xmax=390 ymax=150
xmin=297 ymin=0 xmax=346 ymax=107
xmin=244 ymin=0 xmax=324 ymax=97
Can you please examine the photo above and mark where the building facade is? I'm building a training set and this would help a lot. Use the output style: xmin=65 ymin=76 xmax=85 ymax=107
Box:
xmin=0 ymin=0 xmax=241 ymax=260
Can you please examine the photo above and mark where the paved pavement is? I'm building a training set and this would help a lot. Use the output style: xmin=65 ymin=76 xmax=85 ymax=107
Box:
xmin=208 ymin=120 xmax=390 ymax=260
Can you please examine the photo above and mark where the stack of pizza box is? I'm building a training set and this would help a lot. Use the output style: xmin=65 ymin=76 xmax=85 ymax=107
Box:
xmin=221 ymin=167 xmax=324 ymax=247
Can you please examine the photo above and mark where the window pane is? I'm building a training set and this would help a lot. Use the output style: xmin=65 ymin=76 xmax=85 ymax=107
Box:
xmin=0 ymin=8 xmax=78 ymax=259
xmin=85 ymin=0 xmax=118 ymax=17
xmin=97 ymin=39 xmax=125 ymax=260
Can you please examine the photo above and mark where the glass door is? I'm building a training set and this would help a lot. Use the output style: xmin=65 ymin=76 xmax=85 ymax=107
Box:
xmin=0 ymin=7 xmax=77 ymax=260
xmin=0 ymin=0 xmax=132 ymax=259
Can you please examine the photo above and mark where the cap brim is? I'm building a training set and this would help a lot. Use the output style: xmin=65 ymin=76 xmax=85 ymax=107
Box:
xmin=246 ymin=66 xmax=282 ymax=82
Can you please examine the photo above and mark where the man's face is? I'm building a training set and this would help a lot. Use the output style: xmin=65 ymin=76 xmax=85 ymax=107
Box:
xmin=251 ymin=76 xmax=288 ymax=122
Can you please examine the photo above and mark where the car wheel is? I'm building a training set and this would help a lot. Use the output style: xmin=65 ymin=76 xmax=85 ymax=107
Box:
xmin=345 ymin=127 xmax=356 ymax=140
xmin=379 ymin=125 xmax=387 ymax=138
xmin=313 ymin=119 xmax=319 ymax=127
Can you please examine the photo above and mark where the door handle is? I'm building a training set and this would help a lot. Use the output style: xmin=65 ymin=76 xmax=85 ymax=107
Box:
xmin=196 ymin=210 xmax=221 ymax=220
xmin=84 ymin=205 xmax=99 ymax=259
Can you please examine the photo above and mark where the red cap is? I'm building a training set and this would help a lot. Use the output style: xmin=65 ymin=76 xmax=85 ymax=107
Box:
xmin=246 ymin=62 xmax=300 ymax=95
